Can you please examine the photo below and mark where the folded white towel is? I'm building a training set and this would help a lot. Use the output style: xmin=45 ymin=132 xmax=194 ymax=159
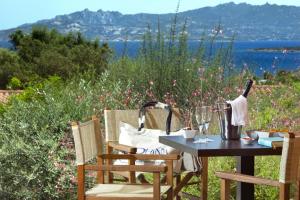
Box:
xmin=227 ymin=95 xmax=248 ymax=126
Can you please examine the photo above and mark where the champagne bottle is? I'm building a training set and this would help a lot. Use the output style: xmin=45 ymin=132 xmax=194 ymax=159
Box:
xmin=218 ymin=79 xmax=253 ymax=140
xmin=242 ymin=79 xmax=253 ymax=98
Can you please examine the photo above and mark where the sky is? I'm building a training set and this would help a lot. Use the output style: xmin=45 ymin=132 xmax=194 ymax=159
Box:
xmin=1 ymin=0 xmax=300 ymax=30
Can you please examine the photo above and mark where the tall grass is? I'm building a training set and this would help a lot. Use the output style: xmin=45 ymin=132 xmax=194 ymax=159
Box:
xmin=109 ymin=13 xmax=249 ymax=127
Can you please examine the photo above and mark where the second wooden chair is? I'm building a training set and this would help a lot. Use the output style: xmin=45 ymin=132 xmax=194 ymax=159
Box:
xmin=216 ymin=132 xmax=300 ymax=200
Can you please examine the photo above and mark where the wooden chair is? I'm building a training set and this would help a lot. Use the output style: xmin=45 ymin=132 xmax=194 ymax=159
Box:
xmin=71 ymin=116 xmax=177 ymax=200
xmin=104 ymin=109 xmax=209 ymax=200
xmin=216 ymin=132 xmax=300 ymax=200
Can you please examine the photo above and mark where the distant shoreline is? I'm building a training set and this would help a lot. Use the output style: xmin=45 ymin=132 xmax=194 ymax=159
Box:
xmin=253 ymin=46 xmax=300 ymax=52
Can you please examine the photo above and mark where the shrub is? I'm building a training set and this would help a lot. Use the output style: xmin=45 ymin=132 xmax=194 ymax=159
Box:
xmin=0 ymin=48 xmax=21 ymax=88
xmin=7 ymin=77 xmax=22 ymax=89
xmin=0 ymin=73 xmax=144 ymax=199
xmin=0 ymin=28 xmax=113 ymax=89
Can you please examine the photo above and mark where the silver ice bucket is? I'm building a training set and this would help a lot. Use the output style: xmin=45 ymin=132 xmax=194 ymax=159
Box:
xmin=217 ymin=103 xmax=242 ymax=140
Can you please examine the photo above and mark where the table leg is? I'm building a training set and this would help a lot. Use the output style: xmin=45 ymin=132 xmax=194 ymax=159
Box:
xmin=296 ymin=180 xmax=300 ymax=200
xmin=201 ymin=157 xmax=208 ymax=200
xmin=236 ymin=156 xmax=254 ymax=200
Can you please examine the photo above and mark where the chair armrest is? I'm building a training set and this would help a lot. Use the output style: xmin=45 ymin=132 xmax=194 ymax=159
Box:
xmin=215 ymin=171 xmax=280 ymax=187
xmin=85 ymin=164 xmax=167 ymax=173
xmin=107 ymin=141 xmax=137 ymax=153
xmin=99 ymin=154 xmax=180 ymax=161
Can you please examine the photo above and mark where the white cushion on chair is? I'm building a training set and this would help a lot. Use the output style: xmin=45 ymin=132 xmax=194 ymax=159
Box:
xmin=118 ymin=121 xmax=182 ymax=173
xmin=118 ymin=122 xmax=202 ymax=173
xmin=119 ymin=121 xmax=181 ymax=156
xmin=86 ymin=184 xmax=171 ymax=198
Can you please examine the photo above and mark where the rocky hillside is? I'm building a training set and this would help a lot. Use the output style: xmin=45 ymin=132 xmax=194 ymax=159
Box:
xmin=0 ymin=2 xmax=300 ymax=41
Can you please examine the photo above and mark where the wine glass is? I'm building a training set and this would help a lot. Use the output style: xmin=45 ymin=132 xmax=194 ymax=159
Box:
xmin=195 ymin=105 xmax=213 ymax=143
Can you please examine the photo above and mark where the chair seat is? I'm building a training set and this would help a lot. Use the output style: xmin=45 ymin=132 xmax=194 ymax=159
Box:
xmin=86 ymin=184 xmax=171 ymax=198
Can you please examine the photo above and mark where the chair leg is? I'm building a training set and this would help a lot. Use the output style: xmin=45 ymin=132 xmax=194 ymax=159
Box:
xmin=175 ymin=174 xmax=181 ymax=200
xmin=77 ymin=165 xmax=85 ymax=200
xmin=220 ymin=178 xmax=231 ymax=200
xmin=201 ymin=157 xmax=208 ymax=200
xmin=153 ymin=172 xmax=161 ymax=200
xmin=106 ymin=145 xmax=113 ymax=183
xmin=279 ymin=183 xmax=290 ymax=200
xmin=174 ymin=172 xmax=193 ymax=197
xmin=167 ymin=186 xmax=173 ymax=200
xmin=129 ymin=153 xmax=136 ymax=183
xmin=97 ymin=156 xmax=104 ymax=184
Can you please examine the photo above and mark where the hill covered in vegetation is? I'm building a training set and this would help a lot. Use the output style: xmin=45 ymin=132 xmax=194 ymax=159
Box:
xmin=0 ymin=2 xmax=300 ymax=41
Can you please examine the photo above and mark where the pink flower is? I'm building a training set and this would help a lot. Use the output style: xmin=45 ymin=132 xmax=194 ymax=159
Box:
xmin=172 ymin=80 xmax=177 ymax=86
xmin=126 ymin=89 xmax=132 ymax=94
xmin=70 ymin=175 xmax=77 ymax=184
xmin=54 ymin=162 xmax=66 ymax=170
xmin=282 ymin=118 xmax=292 ymax=127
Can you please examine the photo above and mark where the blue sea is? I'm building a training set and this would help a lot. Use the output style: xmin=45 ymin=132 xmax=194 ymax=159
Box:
xmin=1 ymin=40 xmax=300 ymax=77
xmin=109 ymin=40 xmax=300 ymax=77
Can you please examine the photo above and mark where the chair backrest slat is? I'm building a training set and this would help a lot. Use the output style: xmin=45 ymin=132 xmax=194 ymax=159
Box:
xmin=104 ymin=109 xmax=181 ymax=142
xmin=279 ymin=134 xmax=300 ymax=183
xmin=72 ymin=117 xmax=102 ymax=165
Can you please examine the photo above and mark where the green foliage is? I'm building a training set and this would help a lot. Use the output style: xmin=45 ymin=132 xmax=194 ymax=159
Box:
xmin=248 ymin=84 xmax=300 ymax=131
xmin=275 ymin=70 xmax=300 ymax=84
xmin=9 ymin=29 xmax=24 ymax=48
xmin=0 ymin=48 xmax=21 ymax=88
xmin=0 ymin=103 xmax=6 ymax=115
xmin=206 ymin=157 xmax=237 ymax=200
xmin=0 ymin=27 xmax=113 ymax=89
xmin=255 ymin=156 xmax=280 ymax=199
xmin=0 ymin=73 xmax=144 ymax=199
xmin=7 ymin=76 xmax=22 ymax=89
xmin=294 ymin=82 xmax=300 ymax=93
xmin=261 ymin=70 xmax=300 ymax=85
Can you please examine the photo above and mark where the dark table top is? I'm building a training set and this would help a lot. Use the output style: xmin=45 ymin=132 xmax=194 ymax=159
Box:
xmin=159 ymin=135 xmax=282 ymax=157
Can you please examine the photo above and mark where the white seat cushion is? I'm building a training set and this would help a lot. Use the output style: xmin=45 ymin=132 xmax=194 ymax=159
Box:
xmin=86 ymin=184 xmax=171 ymax=198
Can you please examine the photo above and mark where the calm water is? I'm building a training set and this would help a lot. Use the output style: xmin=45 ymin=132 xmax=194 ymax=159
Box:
xmin=1 ymin=40 xmax=300 ymax=77
xmin=109 ymin=40 xmax=300 ymax=76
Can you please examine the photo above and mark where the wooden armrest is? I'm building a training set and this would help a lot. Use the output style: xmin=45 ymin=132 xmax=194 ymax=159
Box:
xmin=85 ymin=164 xmax=167 ymax=173
xmin=107 ymin=141 xmax=137 ymax=153
xmin=99 ymin=154 xmax=180 ymax=160
xmin=215 ymin=171 xmax=280 ymax=187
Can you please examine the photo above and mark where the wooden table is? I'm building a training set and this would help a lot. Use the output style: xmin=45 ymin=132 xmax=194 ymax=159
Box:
xmin=159 ymin=135 xmax=282 ymax=200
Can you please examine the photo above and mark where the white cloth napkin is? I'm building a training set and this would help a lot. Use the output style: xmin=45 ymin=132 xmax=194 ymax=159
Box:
xmin=227 ymin=95 xmax=248 ymax=126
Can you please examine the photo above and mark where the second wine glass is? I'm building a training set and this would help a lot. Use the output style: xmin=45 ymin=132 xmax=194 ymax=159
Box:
xmin=195 ymin=105 xmax=213 ymax=143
